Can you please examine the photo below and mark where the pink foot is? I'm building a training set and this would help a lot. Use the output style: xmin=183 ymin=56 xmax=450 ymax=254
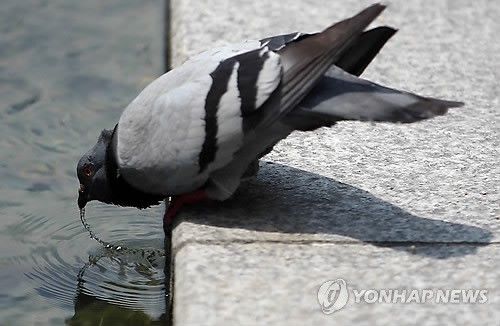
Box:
xmin=164 ymin=189 xmax=207 ymax=223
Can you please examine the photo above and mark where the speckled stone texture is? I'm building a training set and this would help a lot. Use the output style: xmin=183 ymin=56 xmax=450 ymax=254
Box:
xmin=169 ymin=1 xmax=500 ymax=325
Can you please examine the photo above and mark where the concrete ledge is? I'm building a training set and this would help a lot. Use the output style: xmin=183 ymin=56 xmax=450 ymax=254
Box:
xmin=170 ymin=0 xmax=500 ymax=324
xmin=175 ymin=243 xmax=499 ymax=325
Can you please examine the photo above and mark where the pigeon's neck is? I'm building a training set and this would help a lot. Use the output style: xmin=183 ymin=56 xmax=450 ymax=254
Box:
xmin=104 ymin=125 xmax=164 ymax=209
xmin=105 ymin=125 xmax=122 ymax=183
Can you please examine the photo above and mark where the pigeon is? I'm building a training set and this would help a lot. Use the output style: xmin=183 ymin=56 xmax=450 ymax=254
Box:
xmin=77 ymin=3 xmax=462 ymax=222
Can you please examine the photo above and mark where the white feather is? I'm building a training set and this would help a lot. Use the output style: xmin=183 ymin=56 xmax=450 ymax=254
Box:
xmin=256 ymin=48 xmax=282 ymax=108
xmin=211 ymin=62 xmax=243 ymax=171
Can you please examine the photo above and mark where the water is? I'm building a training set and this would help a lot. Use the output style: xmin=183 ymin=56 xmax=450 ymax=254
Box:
xmin=0 ymin=195 xmax=169 ymax=325
xmin=0 ymin=0 xmax=168 ymax=324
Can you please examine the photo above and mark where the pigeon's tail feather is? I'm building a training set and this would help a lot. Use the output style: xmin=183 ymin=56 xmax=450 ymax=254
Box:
xmin=336 ymin=26 xmax=397 ymax=76
xmin=277 ymin=3 xmax=386 ymax=114
xmin=284 ymin=65 xmax=463 ymax=131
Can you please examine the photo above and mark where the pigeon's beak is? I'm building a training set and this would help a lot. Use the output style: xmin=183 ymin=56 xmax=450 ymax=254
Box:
xmin=78 ymin=184 xmax=88 ymax=209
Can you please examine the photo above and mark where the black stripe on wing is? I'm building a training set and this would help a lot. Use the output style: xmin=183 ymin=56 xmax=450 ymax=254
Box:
xmin=237 ymin=50 xmax=268 ymax=116
xmin=199 ymin=48 xmax=282 ymax=173
xmin=199 ymin=59 xmax=237 ymax=173
xmin=236 ymin=49 xmax=283 ymax=133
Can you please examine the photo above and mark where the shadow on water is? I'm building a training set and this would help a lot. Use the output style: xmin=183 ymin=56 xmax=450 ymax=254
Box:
xmin=182 ymin=161 xmax=493 ymax=259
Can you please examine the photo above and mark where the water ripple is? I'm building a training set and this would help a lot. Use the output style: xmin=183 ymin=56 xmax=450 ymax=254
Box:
xmin=3 ymin=200 xmax=168 ymax=320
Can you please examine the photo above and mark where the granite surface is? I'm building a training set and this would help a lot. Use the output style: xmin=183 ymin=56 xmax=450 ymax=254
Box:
xmin=169 ymin=0 xmax=500 ymax=325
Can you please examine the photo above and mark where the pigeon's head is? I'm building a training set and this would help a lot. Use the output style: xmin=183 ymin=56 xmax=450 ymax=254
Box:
xmin=77 ymin=129 xmax=114 ymax=209
xmin=76 ymin=127 xmax=164 ymax=210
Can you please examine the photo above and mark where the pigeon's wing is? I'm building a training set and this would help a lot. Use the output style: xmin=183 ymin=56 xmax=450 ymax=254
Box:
xmin=193 ymin=47 xmax=284 ymax=173
xmin=275 ymin=4 xmax=386 ymax=116
xmin=284 ymin=65 xmax=463 ymax=131
xmin=204 ymin=4 xmax=389 ymax=199
xmin=260 ymin=26 xmax=396 ymax=77
xmin=115 ymin=44 xmax=283 ymax=196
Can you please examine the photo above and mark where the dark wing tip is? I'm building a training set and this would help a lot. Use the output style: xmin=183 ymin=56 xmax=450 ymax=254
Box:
xmin=425 ymin=97 xmax=465 ymax=111
xmin=354 ymin=3 xmax=387 ymax=22
xmin=396 ymin=97 xmax=463 ymax=123
xmin=335 ymin=26 xmax=398 ymax=76
xmin=321 ymin=3 xmax=387 ymax=36
xmin=370 ymin=2 xmax=387 ymax=10
xmin=440 ymin=100 xmax=465 ymax=108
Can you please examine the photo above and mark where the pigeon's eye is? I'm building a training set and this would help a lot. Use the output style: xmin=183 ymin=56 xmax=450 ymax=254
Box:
xmin=83 ymin=166 xmax=93 ymax=177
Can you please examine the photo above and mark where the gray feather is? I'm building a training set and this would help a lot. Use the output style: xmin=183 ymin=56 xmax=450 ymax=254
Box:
xmin=284 ymin=65 xmax=463 ymax=131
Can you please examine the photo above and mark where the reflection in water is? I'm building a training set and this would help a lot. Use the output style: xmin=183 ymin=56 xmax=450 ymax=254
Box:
xmin=71 ymin=237 xmax=166 ymax=311
xmin=66 ymin=238 xmax=170 ymax=326
xmin=67 ymin=292 xmax=168 ymax=326
xmin=3 ymin=200 xmax=170 ymax=325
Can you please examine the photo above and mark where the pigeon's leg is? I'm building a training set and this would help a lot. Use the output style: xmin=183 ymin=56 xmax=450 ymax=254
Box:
xmin=163 ymin=189 xmax=207 ymax=223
